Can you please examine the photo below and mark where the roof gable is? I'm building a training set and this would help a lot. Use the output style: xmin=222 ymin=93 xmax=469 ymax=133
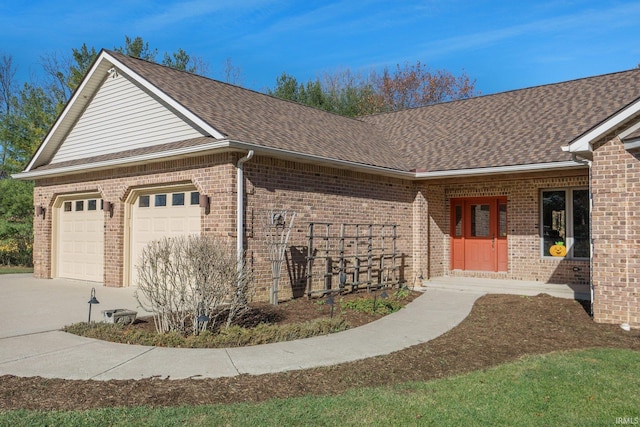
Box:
xmin=24 ymin=50 xmax=225 ymax=172
xmin=50 ymin=67 xmax=205 ymax=164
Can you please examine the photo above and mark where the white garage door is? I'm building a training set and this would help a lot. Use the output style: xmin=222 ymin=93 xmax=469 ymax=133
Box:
xmin=130 ymin=190 xmax=201 ymax=285
xmin=57 ymin=198 xmax=104 ymax=282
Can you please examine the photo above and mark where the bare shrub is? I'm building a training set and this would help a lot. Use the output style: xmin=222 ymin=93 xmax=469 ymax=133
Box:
xmin=134 ymin=235 xmax=254 ymax=335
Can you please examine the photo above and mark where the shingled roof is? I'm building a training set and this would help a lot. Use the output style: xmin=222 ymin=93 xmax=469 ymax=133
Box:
xmin=20 ymin=50 xmax=640 ymax=177
xmin=362 ymin=68 xmax=640 ymax=172
xmin=108 ymin=50 xmax=409 ymax=171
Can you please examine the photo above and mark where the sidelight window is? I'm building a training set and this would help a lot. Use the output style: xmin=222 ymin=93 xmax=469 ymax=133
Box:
xmin=541 ymin=188 xmax=589 ymax=258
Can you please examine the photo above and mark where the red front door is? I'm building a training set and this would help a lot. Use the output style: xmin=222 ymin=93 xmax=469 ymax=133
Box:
xmin=450 ymin=197 xmax=507 ymax=272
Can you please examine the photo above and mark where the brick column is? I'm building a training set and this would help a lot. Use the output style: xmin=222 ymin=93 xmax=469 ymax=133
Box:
xmin=592 ymin=137 xmax=640 ymax=328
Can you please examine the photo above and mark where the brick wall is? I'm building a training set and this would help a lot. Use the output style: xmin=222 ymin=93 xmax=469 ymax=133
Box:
xmin=592 ymin=137 xmax=640 ymax=328
xmin=243 ymin=156 xmax=416 ymax=301
xmin=33 ymin=153 xmax=236 ymax=287
xmin=417 ymin=169 xmax=590 ymax=285
xmin=33 ymin=151 xmax=597 ymax=306
xmin=33 ymin=153 xmax=417 ymax=301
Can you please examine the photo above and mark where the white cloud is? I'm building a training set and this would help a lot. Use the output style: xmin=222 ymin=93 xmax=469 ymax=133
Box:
xmin=415 ymin=2 xmax=640 ymax=59
xmin=133 ymin=0 xmax=281 ymax=31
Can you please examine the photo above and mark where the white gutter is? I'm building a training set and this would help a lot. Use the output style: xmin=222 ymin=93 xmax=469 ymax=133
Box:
xmin=572 ymin=153 xmax=594 ymax=317
xmin=413 ymin=160 xmax=585 ymax=179
xmin=14 ymin=137 xmax=586 ymax=182
xmin=226 ymin=141 xmax=412 ymax=178
xmin=237 ymin=150 xmax=254 ymax=277
xmin=12 ymin=140 xmax=233 ymax=180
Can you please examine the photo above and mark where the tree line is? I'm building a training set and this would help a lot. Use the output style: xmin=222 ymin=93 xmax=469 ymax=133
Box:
xmin=0 ymin=36 xmax=478 ymax=267
xmin=268 ymin=62 xmax=477 ymax=117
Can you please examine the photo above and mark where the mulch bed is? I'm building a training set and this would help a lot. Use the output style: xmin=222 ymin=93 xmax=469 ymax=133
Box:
xmin=128 ymin=289 xmax=421 ymax=336
xmin=1 ymin=292 xmax=639 ymax=411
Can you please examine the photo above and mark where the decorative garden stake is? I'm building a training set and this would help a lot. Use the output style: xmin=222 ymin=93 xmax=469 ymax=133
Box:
xmin=87 ymin=287 xmax=99 ymax=323
xmin=262 ymin=209 xmax=296 ymax=305
xmin=373 ymin=290 xmax=388 ymax=314
xmin=326 ymin=294 xmax=335 ymax=319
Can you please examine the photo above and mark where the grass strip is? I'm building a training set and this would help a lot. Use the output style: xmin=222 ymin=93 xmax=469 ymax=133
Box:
xmin=2 ymin=348 xmax=638 ymax=426
xmin=0 ymin=267 xmax=33 ymax=275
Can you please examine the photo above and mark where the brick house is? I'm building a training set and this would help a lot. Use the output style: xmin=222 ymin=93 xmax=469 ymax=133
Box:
xmin=14 ymin=50 xmax=640 ymax=328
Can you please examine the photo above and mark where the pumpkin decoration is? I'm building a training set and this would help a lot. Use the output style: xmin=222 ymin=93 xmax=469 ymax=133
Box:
xmin=549 ymin=241 xmax=566 ymax=257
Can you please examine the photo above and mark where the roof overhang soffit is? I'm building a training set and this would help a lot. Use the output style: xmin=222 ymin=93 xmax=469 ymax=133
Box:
xmin=563 ymin=97 xmax=640 ymax=155
xmin=13 ymin=138 xmax=587 ymax=181
xmin=620 ymin=122 xmax=640 ymax=152
xmin=22 ymin=50 xmax=225 ymax=173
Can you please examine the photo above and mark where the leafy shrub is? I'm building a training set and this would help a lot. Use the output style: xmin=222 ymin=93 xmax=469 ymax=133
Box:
xmin=340 ymin=296 xmax=403 ymax=316
xmin=0 ymin=179 xmax=34 ymax=267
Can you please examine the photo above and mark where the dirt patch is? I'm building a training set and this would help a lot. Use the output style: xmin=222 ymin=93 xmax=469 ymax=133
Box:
xmin=1 ymin=293 xmax=638 ymax=410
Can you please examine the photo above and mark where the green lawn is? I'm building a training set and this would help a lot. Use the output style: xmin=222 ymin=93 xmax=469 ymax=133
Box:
xmin=0 ymin=266 xmax=33 ymax=274
xmin=2 ymin=348 xmax=639 ymax=426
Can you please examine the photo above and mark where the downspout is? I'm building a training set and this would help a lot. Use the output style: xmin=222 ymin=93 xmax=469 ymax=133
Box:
xmin=572 ymin=153 xmax=594 ymax=317
xmin=237 ymin=150 xmax=254 ymax=277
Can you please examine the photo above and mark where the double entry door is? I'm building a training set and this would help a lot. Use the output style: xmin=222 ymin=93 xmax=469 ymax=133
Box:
xmin=450 ymin=197 xmax=507 ymax=272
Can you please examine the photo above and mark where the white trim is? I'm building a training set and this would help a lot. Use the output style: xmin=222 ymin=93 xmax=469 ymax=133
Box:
xmin=106 ymin=53 xmax=225 ymax=140
xmin=540 ymin=187 xmax=590 ymax=260
xmin=13 ymin=140 xmax=233 ymax=179
xmin=623 ymin=139 xmax=640 ymax=151
xmin=226 ymin=142 xmax=586 ymax=179
xmin=563 ymin=97 xmax=640 ymax=153
xmin=25 ymin=53 xmax=110 ymax=172
xmin=619 ymin=121 xmax=640 ymax=140
xmin=13 ymin=138 xmax=587 ymax=181
xmin=413 ymin=161 xmax=585 ymax=179
xmin=226 ymin=141 xmax=414 ymax=178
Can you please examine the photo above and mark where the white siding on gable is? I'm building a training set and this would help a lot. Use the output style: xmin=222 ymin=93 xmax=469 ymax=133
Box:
xmin=51 ymin=73 xmax=205 ymax=164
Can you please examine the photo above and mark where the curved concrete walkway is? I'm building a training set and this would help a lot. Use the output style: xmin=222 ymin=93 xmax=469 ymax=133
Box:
xmin=0 ymin=274 xmax=484 ymax=380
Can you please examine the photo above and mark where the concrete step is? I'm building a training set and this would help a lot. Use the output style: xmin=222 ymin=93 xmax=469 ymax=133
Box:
xmin=422 ymin=276 xmax=590 ymax=300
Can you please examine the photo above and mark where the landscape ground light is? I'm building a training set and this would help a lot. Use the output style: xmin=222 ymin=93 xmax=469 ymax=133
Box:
xmin=87 ymin=287 xmax=99 ymax=323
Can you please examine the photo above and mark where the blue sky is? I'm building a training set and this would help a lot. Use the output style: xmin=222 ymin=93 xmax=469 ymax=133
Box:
xmin=1 ymin=0 xmax=639 ymax=95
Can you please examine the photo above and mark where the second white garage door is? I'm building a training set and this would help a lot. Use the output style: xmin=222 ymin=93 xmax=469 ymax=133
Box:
xmin=129 ymin=190 xmax=201 ymax=286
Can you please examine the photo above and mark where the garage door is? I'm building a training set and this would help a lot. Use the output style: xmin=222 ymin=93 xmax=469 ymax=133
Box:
xmin=57 ymin=198 xmax=104 ymax=282
xmin=129 ymin=190 xmax=201 ymax=286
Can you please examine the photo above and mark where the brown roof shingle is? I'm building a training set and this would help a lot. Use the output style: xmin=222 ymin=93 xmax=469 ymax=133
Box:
xmin=109 ymin=50 xmax=409 ymax=171
xmin=36 ymin=50 xmax=640 ymax=175
xmin=361 ymin=69 xmax=640 ymax=171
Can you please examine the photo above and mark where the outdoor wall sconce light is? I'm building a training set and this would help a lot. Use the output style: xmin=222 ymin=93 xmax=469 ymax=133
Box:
xmin=199 ymin=194 xmax=210 ymax=209
xmin=103 ymin=201 xmax=114 ymax=218
xmin=35 ymin=205 xmax=46 ymax=218
xmin=199 ymin=194 xmax=210 ymax=214
xmin=87 ymin=287 xmax=99 ymax=323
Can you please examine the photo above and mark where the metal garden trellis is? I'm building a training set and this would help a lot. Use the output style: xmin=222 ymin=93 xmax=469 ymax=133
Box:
xmin=261 ymin=209 xmax=296 ymax=305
